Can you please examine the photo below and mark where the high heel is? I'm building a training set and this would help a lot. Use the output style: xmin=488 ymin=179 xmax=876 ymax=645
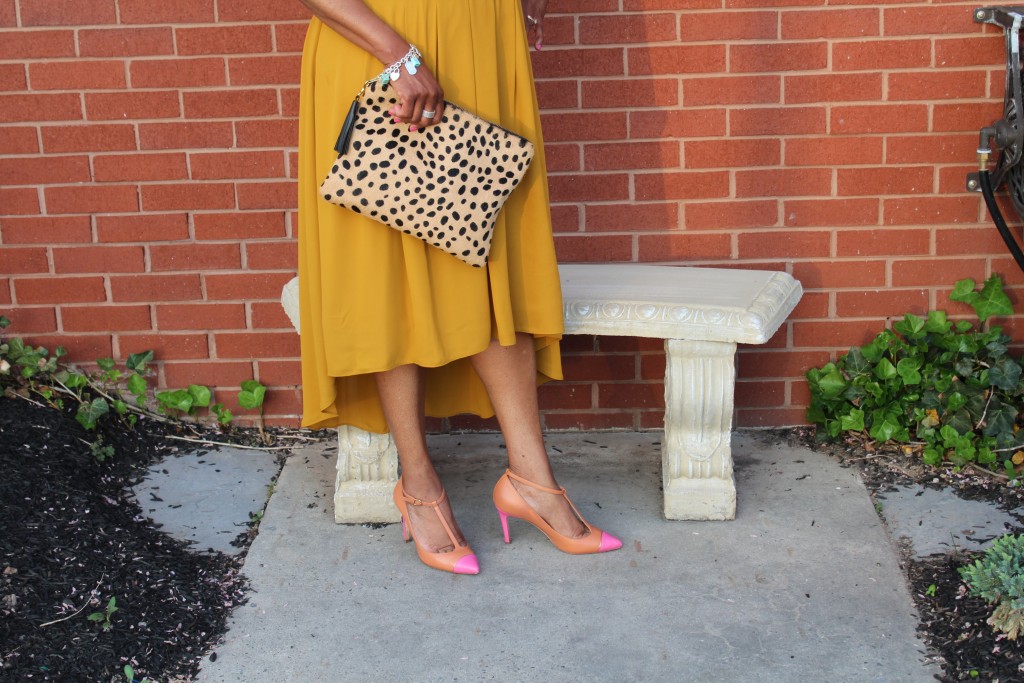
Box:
xmin=393 ymin=479 xmax=479 ymax=575
xmin=493 ymin=469 xmax=622 ymax=554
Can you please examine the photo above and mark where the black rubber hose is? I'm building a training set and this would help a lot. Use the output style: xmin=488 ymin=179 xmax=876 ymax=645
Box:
xmin=980 ymin=168 xmax=1024 ymax=273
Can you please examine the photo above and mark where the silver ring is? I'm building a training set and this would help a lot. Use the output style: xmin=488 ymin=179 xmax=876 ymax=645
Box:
xmin=526 ymin=14 xmax=539 ymax=25
xmin=422 ymin=109 xmax=436 ymax=119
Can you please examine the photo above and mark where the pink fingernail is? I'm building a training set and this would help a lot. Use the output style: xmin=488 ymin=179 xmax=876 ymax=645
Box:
xmin=536 ymin=42 xmax=543 ymax=51
xmin=410 ymin=125 xmax=419 ymax=132
xmin=392 ymin=117 xmax=400 ymax=123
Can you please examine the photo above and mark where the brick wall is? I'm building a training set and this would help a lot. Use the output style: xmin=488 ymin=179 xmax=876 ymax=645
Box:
xmin=0 ymin=0 xmax=1012 ymax=430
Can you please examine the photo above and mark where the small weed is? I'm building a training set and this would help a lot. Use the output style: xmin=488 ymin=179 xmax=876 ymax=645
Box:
xmin=925 ymin=584 xmax=937 ymax=597
xmin=87 ymin=596 xmax=118 ymax=632
xmin=959 ymin=533 xmax=1024 ymax=640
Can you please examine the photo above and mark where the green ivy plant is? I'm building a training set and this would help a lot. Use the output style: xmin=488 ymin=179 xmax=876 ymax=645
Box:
xmin=87 ymin=596 xmax=118 ymax=632
xmin=959 ymin=534 xmax=1024 ymax=640
xmin=806 ymin=275 xmax=1024 ymax=477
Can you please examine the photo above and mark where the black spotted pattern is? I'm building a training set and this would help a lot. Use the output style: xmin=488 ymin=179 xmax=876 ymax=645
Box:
xmin=319 ymin=81 xmax=535 ymax=268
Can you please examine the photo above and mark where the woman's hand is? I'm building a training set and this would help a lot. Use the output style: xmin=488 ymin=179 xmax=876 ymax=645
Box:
xmin=387 ymin=63 xmax=446 ymax=132
xmin=521 ymin=0 xmax=548 ymax=50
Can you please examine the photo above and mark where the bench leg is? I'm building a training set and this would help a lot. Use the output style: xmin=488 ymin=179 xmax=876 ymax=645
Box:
xmin=334 ymin=426 xmax=401 ymax=524
xmin=662 ymin=339 xmax=737 ymax=521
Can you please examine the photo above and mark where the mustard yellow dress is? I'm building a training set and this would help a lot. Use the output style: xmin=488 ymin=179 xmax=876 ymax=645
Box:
xmin=298 ymin=0 xmax=564 ymax=432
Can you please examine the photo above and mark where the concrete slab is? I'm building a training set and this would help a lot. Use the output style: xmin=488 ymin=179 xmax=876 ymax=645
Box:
xmin=875 ymin=484 xmax=1024 ymax=558
xmin=130 ymin=446 xmax=281 ymax=555
xmin=195 ymin=432 xmax=937 ymax=682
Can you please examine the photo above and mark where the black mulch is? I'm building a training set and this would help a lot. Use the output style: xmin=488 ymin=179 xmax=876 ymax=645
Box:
xmin=785 ymin=427 xmax=1024 ymax=683
xmin=0 ymin=395 xmax=253 ymax=682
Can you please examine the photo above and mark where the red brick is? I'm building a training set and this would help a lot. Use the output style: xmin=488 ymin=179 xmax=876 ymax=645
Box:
xmin=85 ymin=91 xmax=181 ymax=120
xmin=597 ymin=382 xmax=663 ymax=409
xmin=580 ymin=13 xmax=678 ymax=43
xmin=884 ymin=6 xmax=976 ymax=36
xmin=933 ymin=102 xmax=1004 ymax=132
xmin=835 ymin=288 xmax=929 ymax=317
xmin=0 ymin=278 xmax=9 ymax=305
xmin=685 ymin=139 xmax=780 ymax=169
xmin=731 ymin=42 xmax=827 ymax=73
xmin=583 ymin=141 xmax=679 ymax=171
xmin=683 ymin=75 xmax=780 ymax=106
xmin=629 ymin=44 xmax=725 ymax=75
xmin=217 ymin=0 xmax=309 ymax=21
xmin=537 ymin=383 xmax=593 ymax=411
xmin=1 ymin=216 xmax=91 ymax=244
xmin=2 ymin=306 xmax=57 ymax=333
xmin=183 ymin=89 xmax=278 ymax=119
xmin=176 ymin=25 xmax=272 ymax=56
xmin=738 ymin=230 xmax=830 ymax=259
xmin=228 ymin=55 xmax=303 ymax=86
xmin=29 ymin=60 xmax=125 ymax=90
xmin=215 ymin=332 xmax=299 ymax=359
xmin=203 ymin=272 xmax=295 ymax=300
xmin=138 ymin=122 xmax=234 ymax=150
xmin=735 ymin=380 xmax=786 ymax=408
xmin=0 ymin=155 xmax=90 ymax=185
xmin=581 ymin=78 xmax=678 ymax=109
xmin=533 ymin=48 xmax=625 ymax=79
xmin=280 ymin=88 xmax=300 ymax=117
xmin=150 ymin=243 xmax=242 ymax=271
xmin=119 ymin=333 xmax=210 ymax=360
xmin=246 ymin=242 xmax=296 ymax=271
xmin=0 ymin=188 xmax=41 ymax=215
xmin=155 ymin=303 xmax=246 ymax=330
xmin=129 ymin=58 xmax=226 ymax=88
xmin=883 ymin=196 xmax=978 ymax=226
xmin=836 ymin=166 xmax=933 ymax=197
xmin=109 ymin=274 xmax=202 ymax=302
xmin=791 ymin=260 xmax=886 ymax=288
xmin=550 ymin=205 xmax=580 ymax=232
xmin=52 ymin=245 xmax=145 ymax=274
xmin=554 ymin=234 xmax=632 ymax=262
xmin=0 ymin=127 xmax=40 ymax=154
xmin=735 ymin=168 xmax=831 ymax=197
xmin=536 ymin=15 xmax=574 ymax=46
xmin=544 ymin=144 xmax=580 ymax=172
xmin=96 ymin=213 xmax=189 ymax=242
xmin=118 ymin=0 xmax=214 ymax=24
xmin=0 ymin=0 xmax=13 ymax=26
xmin=935 ymin=227 xmax=1008 ymax=256
xmin=236 ymin=181 xmax=297 ymax=210
xmin=192 ymin=211 xmax=287 ymax=240
xmin=791 ymin=291 xmax=829 ymax=318
xmin=0 ymin=64 xmax=26 ymax=91
xmin=14 ymin=276 xmax=106 ymax=304
xmin=535 ymin=80 xmax=579 ymax=110
xmin=0 ymin=29 xmax=75 ymax=58
xmin=46 ymin=185 xmax=139 ymax=215
xmin=257 ymin=388 xmax=302 ymax=419
xmin=886 ymin=134 xmax=973 ymax=164
xmin=585 ymin=202 xmax=679 ymax=231
xmin=0 ymin=247 xmax=48 ymax=274
xmin=685 ymin=200 xmax=778 ymax=230
xmin=41 ymin=124 xmax=136 ymax=153
xmin=784 ymin=137 xmax=882 ymax=166
xmin=597 ymin=336 xmax=664 ymax=353
xmin=735 ymin=408 xmax=807 ymax=428
xmin=634 ymin=171 xmax=730 ymax=201
xmin=234 ymin=120 xmax=298 ymax=148
xmin=890 ymin=258 xmax=987 ymax=287
xmin=887 ymin=71 xmax=985 ymax=101
xmin=833 ymin=39 xmax=930 ymax=70
xmin=639 ymin=352 xmax=666 ymax=380
xmin=548 ymin=174 xmax=629 ymax=202
xmin=636 ymin=232 xmax=732 ymax=261
xmin=784 ymin=73 xmax=881 ymax=104
xmin=163 ymin=361 xmax=255 ymax=390
xmin=629 ymin=108 xmax=726 ymax=139
xmin=544 ymin=411 xmax=636 ymax=431
xmin=94 ymin=153 xmax=188 ymax=184
xmin=740 ymin=350 xmax=831 ymax=378
xmin=79 ymin=27 xmax=174 ymax=56
xmin=782 ymin=198 xmax=879 ymax=227
xmin=140 ymin=183 xmax=235 ymax=211
xmin=836 ymin=229 xmax=930 ymax=256
xmin=20 ymin=0 xmax=115 ymax=25
xmin=680 ymin=11 xmax=777 ymax=41
xmin=792 ymin=319 xmax=886 ymax=348
xmin=0 ymin=94 xmax=82 ymax=123
xmin=935 ymin=36 xmax=1006 ymax=68
xmin=733 ymin=106 xmax=827 ymax=136
xmin=61 ymin=304 xmax=152 ymax=332
xmin=562 ymin=354 xmax=636 ymax=381
xmin=781 ymin=8 xmax=879 ymax=38
xmin=189 ymin=151 xmax=287 ymax=182
xmin=831 ymin=105 xmax=928 ymax=134
xmin=251 ymin=301 xmax=294 ymax=329
xmin=274 ymin=23 xmax=309 ymax=53
xmin=539 ymin=112 xmax=627 ymax=142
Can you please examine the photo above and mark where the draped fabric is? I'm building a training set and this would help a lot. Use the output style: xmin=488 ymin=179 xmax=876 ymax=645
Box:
xmin=298 ymin=0 xmax=564 ymax=432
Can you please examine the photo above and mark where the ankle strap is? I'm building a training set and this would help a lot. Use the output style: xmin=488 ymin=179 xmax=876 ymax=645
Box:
xmin=505 ymin=469 xmax=564 ymax=495
xmin=402 ymin=486 xmax=447 ymax=508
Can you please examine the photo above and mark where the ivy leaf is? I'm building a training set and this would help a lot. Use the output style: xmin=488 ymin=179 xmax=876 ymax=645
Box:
xmin=894 ymin=313 xmax=925 ymax=338
xmin=126 ymin=350 xmax=154 ymax=373
xmin=157 ymin=389 xmax=194 ymax=414
xmin=975 ymin=274 xmax=1014 ymax=322
xmin=874 ymin=358 xmax=898 ymax=380
xmin=76 ymin=398 xmax=109 ymax=431
xmin=188 ymin=384 xmax=211 ymax=408
xmin=869 ymin=409 xmax=902 ymax=442
xmin=126 ymin=373 xmax=147 ymax=397
xmin=945 ymin=409 xmax=975 ymax=436
xmin=982 ymin=400 xmax=1018 ymax=438
xmin=954 ymin=358 xmax=975 ymax=377
xmin=896 ymin=358 xmax=921 ymax=385
xmin=238 ymin=380 xmax=266 ymax=410
xmin=844 ymin=347 xmax=870 ymax=375
xmin=96 ymin=357 xmax=115 ymax=372
xmin=945 ymin=392 xmax=967 ymax=413
xmin=989 ymin=356 xmax=1022 ymax=391
xmin=840 ymin=408 xmax=865 ymax=432
xmin=950 ymin=278 xmax=977 ymax=303
xmin=924 ymin=310 xmax=950 ymax=334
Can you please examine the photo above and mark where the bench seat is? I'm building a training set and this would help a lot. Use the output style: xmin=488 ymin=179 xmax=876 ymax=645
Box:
xmin=280 ymin=263 xmax=802 ymax=521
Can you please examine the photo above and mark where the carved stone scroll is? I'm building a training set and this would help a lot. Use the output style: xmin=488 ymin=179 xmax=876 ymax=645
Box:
xmin=334 ymin=425 xmax=400 ymax=524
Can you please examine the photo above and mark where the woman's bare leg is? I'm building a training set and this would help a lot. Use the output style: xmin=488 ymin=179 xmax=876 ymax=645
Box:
xmin=470 ymin=333 xmax=588 ymax=538
xmin=375 ymin=364 xmax=465 ymax=552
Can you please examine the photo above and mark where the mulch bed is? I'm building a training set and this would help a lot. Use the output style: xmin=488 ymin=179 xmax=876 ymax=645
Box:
xmin=0 ymin=394 xmax=255 ymax=682
xmin=787 ymin=427 xmax=1024 ymax=682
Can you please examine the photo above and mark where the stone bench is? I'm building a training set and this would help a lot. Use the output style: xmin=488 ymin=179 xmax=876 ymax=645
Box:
xmin=280 ymin=263 xmax=802 ymax=522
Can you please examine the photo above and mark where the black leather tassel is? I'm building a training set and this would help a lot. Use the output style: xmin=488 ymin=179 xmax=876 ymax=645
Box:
xmin=333 ymin=98 xmax=360 ymax=155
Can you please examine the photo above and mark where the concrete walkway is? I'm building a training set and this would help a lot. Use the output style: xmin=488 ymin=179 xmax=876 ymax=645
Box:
xmin=182 ymin=431 xmax=937 ymax=682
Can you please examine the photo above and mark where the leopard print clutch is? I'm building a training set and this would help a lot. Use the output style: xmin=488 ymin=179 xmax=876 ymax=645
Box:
xmin=320 ymin=81 xmax=536 ymax=268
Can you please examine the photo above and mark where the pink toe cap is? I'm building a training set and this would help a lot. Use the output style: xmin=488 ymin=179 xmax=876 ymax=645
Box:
xmin=453 ymin=554 xmax=480 ymax=575
xmin=599 ymin=532 xmax=623 ymax=552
